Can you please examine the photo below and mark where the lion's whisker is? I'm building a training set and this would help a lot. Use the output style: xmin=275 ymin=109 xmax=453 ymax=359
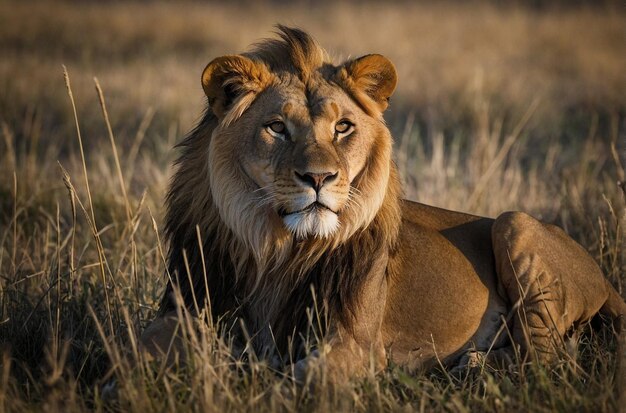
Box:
xmin=349 ymin=186 xmax=363 ymax=196
xmin=251 ymin=185 xmax=274 ymax=194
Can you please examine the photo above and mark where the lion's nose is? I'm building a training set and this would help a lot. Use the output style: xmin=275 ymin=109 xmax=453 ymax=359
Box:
xmin=294 ymin=171 xmax=338 ymax=192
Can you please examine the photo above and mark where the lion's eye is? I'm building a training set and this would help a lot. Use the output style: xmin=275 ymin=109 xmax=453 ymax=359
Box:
xmin=335 ymin=120 xmax=354 ymax=137
xmin=265 ymin=121 xmax=287 ymax=140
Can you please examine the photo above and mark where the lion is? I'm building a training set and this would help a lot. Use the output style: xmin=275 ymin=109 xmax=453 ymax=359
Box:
xmin=141 ymin=26 xmax=626 ymax=380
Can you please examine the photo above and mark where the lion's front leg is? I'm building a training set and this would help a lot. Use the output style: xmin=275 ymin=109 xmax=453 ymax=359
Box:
xmin=293 ymin=253 xmax=389 ymax=383
xmin=293 ymin=325 xmax=387 ymax=383
xmin=492 ymin=211 xmax=618 ymax=363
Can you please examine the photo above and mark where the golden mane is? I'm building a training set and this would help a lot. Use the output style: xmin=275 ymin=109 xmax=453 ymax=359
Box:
xmin=247 ymin=24 xmax=329 ymax=81
xmin=159 ymin=26 xmax=402 ymax=355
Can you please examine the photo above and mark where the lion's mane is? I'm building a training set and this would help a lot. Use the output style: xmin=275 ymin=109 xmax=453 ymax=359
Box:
xmin=159 ymin=27 xmax=402 ymax=356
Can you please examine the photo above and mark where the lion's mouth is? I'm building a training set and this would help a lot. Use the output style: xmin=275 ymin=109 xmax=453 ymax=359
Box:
xmin=280 ymin=201 xmax=340 ymax=239
xmin=279 ymin=202 xmax=335 ymax=217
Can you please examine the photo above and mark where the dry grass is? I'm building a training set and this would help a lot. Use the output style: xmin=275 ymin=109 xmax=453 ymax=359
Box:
xmin=0 ymin=1 xmax=625 ymax=412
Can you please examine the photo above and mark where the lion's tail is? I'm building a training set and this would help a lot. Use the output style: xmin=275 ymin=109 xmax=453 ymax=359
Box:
xmin=600 ymin=284 xmax=626 ymax=325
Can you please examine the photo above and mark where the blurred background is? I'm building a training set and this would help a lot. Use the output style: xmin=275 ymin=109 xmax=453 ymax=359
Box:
xmin=0 ymin=2 xmax=625 ymax=409
xmin=1 ymin=0 xmax=624 ymax=217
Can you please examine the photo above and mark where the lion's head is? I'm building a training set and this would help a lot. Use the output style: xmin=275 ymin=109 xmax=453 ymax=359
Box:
xmin=203 ymin=26 xmax=397 ymax=247
xmin=161 ymin=27 xmax=402 ymax=348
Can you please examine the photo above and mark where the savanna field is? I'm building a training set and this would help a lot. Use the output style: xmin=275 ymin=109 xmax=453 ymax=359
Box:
xmin=1 ymin=1 xmax=625 ymax=411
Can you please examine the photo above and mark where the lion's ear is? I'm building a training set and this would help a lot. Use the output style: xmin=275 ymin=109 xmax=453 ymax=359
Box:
xmin=202 ymin=55 xmax=271 ymax=121
xmin=339 ymin=54 xmax=397 ymax=113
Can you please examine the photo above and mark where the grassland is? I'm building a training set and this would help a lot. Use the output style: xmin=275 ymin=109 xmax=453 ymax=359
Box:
xmin=0 ymin=1 xmax=625 ymax=411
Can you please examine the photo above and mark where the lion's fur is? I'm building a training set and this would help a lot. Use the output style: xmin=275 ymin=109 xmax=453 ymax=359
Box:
xmin=145 ymin=26 xmax=626 ymax=375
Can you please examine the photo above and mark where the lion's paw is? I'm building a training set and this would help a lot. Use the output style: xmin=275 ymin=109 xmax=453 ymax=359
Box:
xmin=292 ymin=349 xmax=322 ymax=384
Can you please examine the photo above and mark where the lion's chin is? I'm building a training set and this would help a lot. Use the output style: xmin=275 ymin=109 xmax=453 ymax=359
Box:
xmin=282 ymin=208 xmax=339 ymax=239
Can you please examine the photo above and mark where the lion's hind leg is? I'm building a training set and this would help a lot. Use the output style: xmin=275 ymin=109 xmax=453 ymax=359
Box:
xmin=492 ymin=211 xmax=616 ymax=364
